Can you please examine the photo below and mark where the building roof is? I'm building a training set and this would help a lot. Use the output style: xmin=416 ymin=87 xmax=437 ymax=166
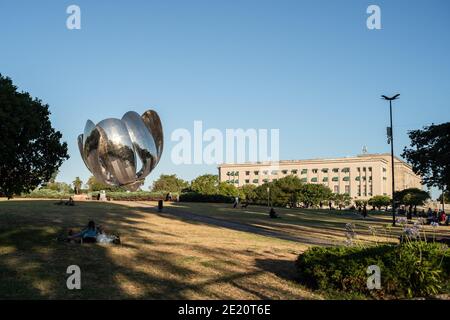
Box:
xmin=218 ymin=153 xmax=411 ymax=168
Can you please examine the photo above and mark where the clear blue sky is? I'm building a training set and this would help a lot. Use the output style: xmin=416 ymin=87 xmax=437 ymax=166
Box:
xmin=1 ymin=0 xmax=449 ymax=196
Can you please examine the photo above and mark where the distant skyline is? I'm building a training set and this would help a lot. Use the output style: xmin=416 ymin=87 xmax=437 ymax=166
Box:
xmin=1 ymin=0 xmax=449 ymax=197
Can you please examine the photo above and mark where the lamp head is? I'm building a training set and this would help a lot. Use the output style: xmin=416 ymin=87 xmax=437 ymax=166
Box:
xmin=381 ymin=94 xmax=400 ymax=101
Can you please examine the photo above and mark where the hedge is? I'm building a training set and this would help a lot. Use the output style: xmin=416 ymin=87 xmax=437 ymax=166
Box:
xmin=179 ymin=192 xmax=234 ymax=203
xmin=296 ymin=242 xmax=450 ymax=299
xmin=18 ymin=189 xmax=74 ymax=199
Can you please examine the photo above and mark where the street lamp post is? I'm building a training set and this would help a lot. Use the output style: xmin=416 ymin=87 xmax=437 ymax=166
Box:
xmin=382 ymin=94 xmax=400 ymax=226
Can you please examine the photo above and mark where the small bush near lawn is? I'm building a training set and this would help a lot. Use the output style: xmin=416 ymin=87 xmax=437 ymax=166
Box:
xmin=106 ymin=191 xmax=165 ymax=201
xmin=296 ymin=242 xmax=450 ymax=299
xmin=19 ymin=189 xmax=73 ymax=199
xmin=179 ymin=192 xmax=233 ymax=203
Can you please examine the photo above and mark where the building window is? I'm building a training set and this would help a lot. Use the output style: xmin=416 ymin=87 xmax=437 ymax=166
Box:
xmin=357 ymin=167 xmax=360 ymax=172
xmin=323 ymin=177 xmax=328 ymax=182
xmin=332 ymin=168 xmax=339 ymax=173
xmin=291 ymin=169 xmax=298 ymax=174
xmin=254 ymin=171 xmax=259 ymax=175
xmin=383 ymin=177 xmax=387 ymax=180
xmin=355 ymin=176 xmax=360 ymax=181
xmin=334 ymin=185 xmax=339 ymax=193
xmin=311 ymin=177 xmax=318 ymax=182
xmin=301 ymin=169 xmax=308 ymax=174
xmin=368 ymin=167 xmax=372 ymax=172
xmin=363 ymin=167 xmax=366 ymax=172
xmin=332 ymin=177 xmax=339 ymax=182
xmin=383 ymin=168 xmax=387 ymax=172
xmin=245 ymin=171 xmax=250 ymax=176
xmin=345 ymin=185 xmax=350 ymax=194
xmin=342 ymin=167 xmax=350 ymax=173
xmin=358 ymin=186 xmax=361 ymax=196
xmin=271 ymin=170 xmax=278 ymax=175
xmin=252 ymin=179 xmax=258 ymax=183
xmin=300 ymin=178 xmax=307 ymax=183
xmin=263 ymin=179 xmax=269 ymax=183
xmin=245 ymin=179 xmax=250 ymax=184
xmin=312 ymin=169 xmax=318 ymax=174
xmin=322 ymin=168 xmax=329 ymax=173
xmin=282 ymin=170 xmax=288 ymax=174
xmin=343 ymin=176 xmax=350 ymax=181
xmin=263 ymin=170 xmax=268 ymax=175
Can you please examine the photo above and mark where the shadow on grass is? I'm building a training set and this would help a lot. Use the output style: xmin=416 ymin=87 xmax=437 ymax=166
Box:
xmin=0 ymin=200 xmax=305 ymax=299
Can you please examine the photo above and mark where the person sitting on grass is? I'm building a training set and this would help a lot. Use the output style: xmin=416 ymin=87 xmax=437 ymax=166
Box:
xmin=68 ymin=220 xmax=98 ymax=243
xmin=269 ymin=207 xmax=279 ymax=219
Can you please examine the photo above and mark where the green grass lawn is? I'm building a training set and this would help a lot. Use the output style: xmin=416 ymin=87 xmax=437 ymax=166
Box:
xmin=1 ymin=199 xmax=449 ymax=299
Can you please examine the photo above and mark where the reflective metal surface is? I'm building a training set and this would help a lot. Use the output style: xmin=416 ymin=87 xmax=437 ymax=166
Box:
xmin=78 ymin=110 xmax=163 ymax=191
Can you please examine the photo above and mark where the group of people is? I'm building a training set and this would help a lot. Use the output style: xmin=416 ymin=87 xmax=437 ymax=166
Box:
xmin=425 ymin=208 xmax=448 ymax=225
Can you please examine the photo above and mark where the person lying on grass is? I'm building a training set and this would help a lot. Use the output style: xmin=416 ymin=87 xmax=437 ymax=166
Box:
xmin=67 ymin=220 xmax=99 ymax=243
xmin=65 ymin=221 xmax=121 ymax=244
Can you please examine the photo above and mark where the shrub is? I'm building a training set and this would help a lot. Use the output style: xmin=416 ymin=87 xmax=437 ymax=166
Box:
xmin=296 ymin=242 xmax=450 ymax=299
xmin=106 ymin=191 xmax=165 ymax=201
xmin=179 ymin=192 xmax=233 ymax=203
xmin=19 ymin=188 xmax=73 ymax=199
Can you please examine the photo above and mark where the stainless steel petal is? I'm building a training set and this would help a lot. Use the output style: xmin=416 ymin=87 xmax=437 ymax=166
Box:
xmin=122 ymin=111 xmax=158 ymax=179
xmin=77 ymin=134 xmax=89 ymax=170
xmin=96 ymin=118 xmax=137 ymax=186
xmin=141 ymin=110 xmax=164 ymax=166
xmin=83 ymin=122 xmax=114 ymax=185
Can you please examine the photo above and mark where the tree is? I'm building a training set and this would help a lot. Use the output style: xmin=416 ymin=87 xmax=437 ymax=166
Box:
xmin=402 ymin=122 xmax=450 ymax=210
xmin=190 ymin=174 xmax=219 ymax=195
xmin=72 ymin=177 xmax=83 ymax=195
xmin=240 ymin=184 xmax=257 ymax=202
xmin=368 ymin=195 xmax=391 ymax=210
xmin=218 ymin=182 xmax=240 ymax=197
xmin=151 ymin=174 xmax=189 ymax=193
xmin=394 ymin=188 xmax=430 ymax=219
xmin=332 ymin=193 xmax=352 ymax=210
xmin=86 ymin=176 xmax=126 ymax=192
xmin=274 ymin=175 xmax=304 ymax=207
xmin=300 ymin=184 xmax=334 ymax=208
xmin=0 ymin=74 xmax=69 ymax=198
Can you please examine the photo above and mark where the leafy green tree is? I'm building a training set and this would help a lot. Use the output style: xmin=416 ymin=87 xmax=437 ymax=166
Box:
xmin=86 ymin=176 xmax=126 ymax=192
xmin=332 ymin=193 xmax=352 ymax=210
xmin=240 ymin=184 xmax=257 ymax=202
xmin=72 ymin=177 xmax=83 ymax=195
xmin=394 ymin=188 xmax=430 ymax=219
xmin=273 ymin=175 xmax=304 ymax=207
xmin=190 ymin=174 xmax=219 ymax=195
xmin=44 ymin=181 xmax=72 ymax=193
xmin=0 ymin=74 xmax=69 ymax=198
xmin=300 ymin=184 xmax=334 ymax=208
xmin=402 ymin=122 xmax=450 ymax=201
xmin=218 ymin=182 xmax=240 ymax=197
xmin=368 ymin=195 xmax=391 ymax=210
xmin=151 ymin=174 xmax=189 ymax=193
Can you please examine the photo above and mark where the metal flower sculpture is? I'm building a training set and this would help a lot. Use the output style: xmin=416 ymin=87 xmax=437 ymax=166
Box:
xmin=78 ymin=110 xmax=163 ymax=191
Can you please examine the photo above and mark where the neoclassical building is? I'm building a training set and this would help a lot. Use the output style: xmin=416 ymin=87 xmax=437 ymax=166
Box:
xmin=218 ymin=153 xmax=422 ymax=200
